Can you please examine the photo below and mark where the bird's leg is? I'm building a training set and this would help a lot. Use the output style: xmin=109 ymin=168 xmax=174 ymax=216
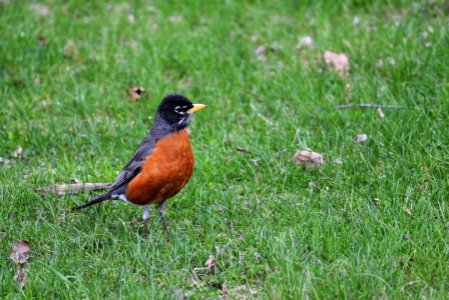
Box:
xmin=142 ymin=204 xmax=150 ymax=238
xmin=158 ymin=201 xmax=170 ymax=234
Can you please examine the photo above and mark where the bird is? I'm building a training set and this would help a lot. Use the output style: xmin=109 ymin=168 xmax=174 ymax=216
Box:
xmin=74 ymin=94 xmax=206 ymax=235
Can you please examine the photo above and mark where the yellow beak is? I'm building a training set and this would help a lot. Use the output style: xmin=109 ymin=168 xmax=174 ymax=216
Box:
xmin=187 ymin=104 xmax=207 ymax=114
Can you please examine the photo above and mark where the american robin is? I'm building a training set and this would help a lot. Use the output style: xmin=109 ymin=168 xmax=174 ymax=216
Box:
xmin=75 ymin=94 xmax=206 ymax=234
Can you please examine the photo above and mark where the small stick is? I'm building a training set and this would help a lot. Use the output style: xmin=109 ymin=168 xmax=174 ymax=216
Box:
xmin=36 ymin=182 xmax=112 ymax=196
xmin=235 ymin=146 xmax=250 ymax=153
xmin=335 ymin=103 xmax=403 ymax=109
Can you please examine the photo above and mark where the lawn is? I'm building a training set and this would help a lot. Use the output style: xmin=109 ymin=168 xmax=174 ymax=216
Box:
xmin=1 ymin=0 xmax=449 ymax=298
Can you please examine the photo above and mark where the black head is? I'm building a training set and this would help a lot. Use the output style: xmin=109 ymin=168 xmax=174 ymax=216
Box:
xmin=156 ymin=94 xmax=206 ymax=131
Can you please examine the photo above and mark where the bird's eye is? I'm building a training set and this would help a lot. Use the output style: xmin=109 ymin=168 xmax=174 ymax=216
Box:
xmin=174 ymin=106 xmax=185 ymax=115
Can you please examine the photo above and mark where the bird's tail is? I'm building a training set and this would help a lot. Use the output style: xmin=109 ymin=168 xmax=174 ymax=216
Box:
xmin=74 ymin=192 xmax=112 ymax=210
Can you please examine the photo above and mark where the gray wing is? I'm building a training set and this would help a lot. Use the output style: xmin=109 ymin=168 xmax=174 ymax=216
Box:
xmin=108 ymin=137 xmax=156 ymax=192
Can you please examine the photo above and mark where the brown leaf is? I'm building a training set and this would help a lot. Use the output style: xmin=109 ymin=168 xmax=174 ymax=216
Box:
xmin=354 ymin=134 xmax=368 ymax=143
xmin=127 ymin=86 xmax=147 ymax=102
xmin=291 ymin=150 xmax=324 ymax=169
xmin=204 ymin=255 xmax=215 ymax=275
xmin=13 ymin=268 xmax=27 ymax=289
xmin=323 ymin=51 xmax=349 ymax=77
xmin=10 ymin=240 xmax=30 ymax=264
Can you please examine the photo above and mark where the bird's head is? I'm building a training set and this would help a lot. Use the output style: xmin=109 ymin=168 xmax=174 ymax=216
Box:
xmin=157 ymin=94 xmax=206 ymax=131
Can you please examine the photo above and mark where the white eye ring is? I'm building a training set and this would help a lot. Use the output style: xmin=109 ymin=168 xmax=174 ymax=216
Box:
xmin=174 ymin=106 xmax=185 ymax=115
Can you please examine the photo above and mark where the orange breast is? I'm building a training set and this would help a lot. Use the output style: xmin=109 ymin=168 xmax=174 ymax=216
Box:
xmin=126 ymin=129 xmax=194 ymax=205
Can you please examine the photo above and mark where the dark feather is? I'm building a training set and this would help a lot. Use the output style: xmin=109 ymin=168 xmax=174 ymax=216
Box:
xmin=74 ymin=191 xmax=113 ymax=210
xmin=108 ymin=136 xmax=156 ymax=192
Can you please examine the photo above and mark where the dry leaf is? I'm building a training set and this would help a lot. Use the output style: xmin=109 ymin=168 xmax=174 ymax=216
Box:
xmin=235 ymin=146 xmax=250 ymax=153
xmin=10 ymin=240 xmax=30 ymax=264
xmin=323 ymin=51 xmax=349 ymax=77
xmin=376 ymin=107 xmax=385 ymax=119
xmin=291 ymin=150 xmax=324 ymax=169
xmin=354 ymin=134 xmax=368 ymax=143
xmin=204 ymin=255 xmax=215 ymax=275
xmin=127 ymin=86 xmax=146 ymax=101
xmin=14 ymin=268 xmax=27 ymax=289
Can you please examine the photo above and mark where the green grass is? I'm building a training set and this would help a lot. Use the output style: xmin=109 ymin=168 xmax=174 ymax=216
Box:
xmin=1 ymin=0 xmax=449 ymax=298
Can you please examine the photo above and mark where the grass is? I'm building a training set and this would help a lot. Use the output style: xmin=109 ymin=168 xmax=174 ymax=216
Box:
xmin=1 ymin=0 xmax=449 ymax=298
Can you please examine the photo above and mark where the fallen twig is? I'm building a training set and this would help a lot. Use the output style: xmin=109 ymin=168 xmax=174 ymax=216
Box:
xmin=335 ymin=103 xmax=403 ymax=109
xmin=235 ymin=146 xmax=250 ymax=153
xmin=36 ymin=182 xmax=112 ymax=196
